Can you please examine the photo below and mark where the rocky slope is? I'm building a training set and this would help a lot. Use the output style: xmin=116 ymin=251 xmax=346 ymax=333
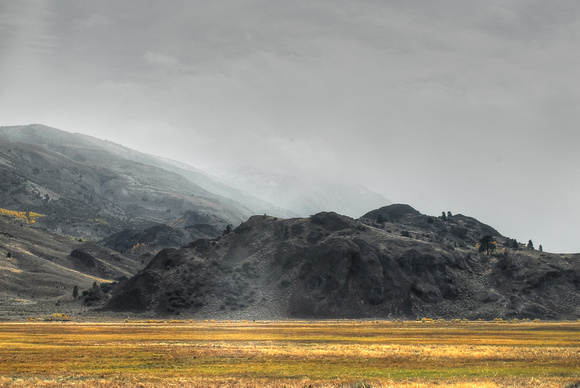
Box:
xmin=105 ymin=204 xmax=580 ymax=320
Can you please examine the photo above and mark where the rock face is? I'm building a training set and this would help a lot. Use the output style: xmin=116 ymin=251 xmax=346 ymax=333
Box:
xmin=105 ymin=205 xmax=580 ymax=320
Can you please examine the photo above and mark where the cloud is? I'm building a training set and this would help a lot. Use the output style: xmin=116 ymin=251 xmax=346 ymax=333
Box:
xmin=2 ymin=1 xmax=580 ymax=251
xmin=144 ymin=51 xmax=189 ymax=74
xmin=75 ymin=13 xmax=109 ymax=28
xmin=0 ymin=1 xmax=58 ymax=68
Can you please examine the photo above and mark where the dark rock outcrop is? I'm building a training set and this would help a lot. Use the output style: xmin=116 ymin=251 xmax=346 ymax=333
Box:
xmin=105 ymin=205 xmax=580 ymax=320
xmin=70 ymin=249 xmax=96 ymax=268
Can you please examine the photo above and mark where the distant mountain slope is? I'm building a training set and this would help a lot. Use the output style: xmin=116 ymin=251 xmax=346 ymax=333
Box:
xmin=100 ymin=210 xmax=226 ymax=256
xmin=0 ymin=124 xmax=289 ymax=238
xmin=105 ymin=204 xmax=580 ymax=320
xmin=206 ymin=166 xmax=391 ymax=217
xmin=149 ymin=157 xmax=298 ymax=219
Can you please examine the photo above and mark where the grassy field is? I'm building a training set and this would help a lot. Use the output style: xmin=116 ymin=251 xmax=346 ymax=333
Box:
xmin=0 ymin=319 xmax=578 ymax=387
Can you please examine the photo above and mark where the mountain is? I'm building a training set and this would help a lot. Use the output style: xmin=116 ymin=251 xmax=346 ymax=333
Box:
xmin=205 ymin=165 xmax=391 ymax=218
xmin=105 ymin=204 xmax=580 ymax=320
xmin=0 ymin=124 xmax=291 ymax=239
xmin=2 ymin=124 xmax=577 ymax=321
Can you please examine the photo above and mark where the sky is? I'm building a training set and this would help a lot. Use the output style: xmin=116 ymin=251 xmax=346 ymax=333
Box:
xmin=1 ymin=1 xmax=580 ymax=252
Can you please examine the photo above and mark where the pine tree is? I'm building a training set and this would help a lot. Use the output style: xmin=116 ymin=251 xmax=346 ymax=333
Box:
xmin=478 ymin=235 xmax=496 ymax=255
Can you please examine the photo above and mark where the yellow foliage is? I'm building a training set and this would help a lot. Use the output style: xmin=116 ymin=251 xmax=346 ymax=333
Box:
xmin=131 ymin=242 xmax=148 ymax=251
xmin=0 ymin=208 xmax=45 ymax=224
xmin=169 ymin=217 xmax=185 ymax=227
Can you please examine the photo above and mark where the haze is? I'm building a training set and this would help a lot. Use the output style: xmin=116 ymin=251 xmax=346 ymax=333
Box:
xmin=1 ymin=1 xmax=579 ymax=252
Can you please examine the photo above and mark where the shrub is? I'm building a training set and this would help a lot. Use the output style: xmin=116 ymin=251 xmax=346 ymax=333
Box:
xmin=505 ymin=238 xmax=519 ymax=249
xmin=81 ymin=282 xmax=115 ymax=305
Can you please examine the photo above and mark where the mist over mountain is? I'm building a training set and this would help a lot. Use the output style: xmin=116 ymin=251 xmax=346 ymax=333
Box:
xmin=206 ymin=166 xmax=391 ymax=218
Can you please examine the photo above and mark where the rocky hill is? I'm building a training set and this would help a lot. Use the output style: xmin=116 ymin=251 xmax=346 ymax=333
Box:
xmin=105 ymin=205 xmax=580 ymax=320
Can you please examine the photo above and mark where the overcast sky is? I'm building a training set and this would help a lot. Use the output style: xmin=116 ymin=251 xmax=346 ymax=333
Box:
xmin=1 ymin=1 xmax=580 ymax=252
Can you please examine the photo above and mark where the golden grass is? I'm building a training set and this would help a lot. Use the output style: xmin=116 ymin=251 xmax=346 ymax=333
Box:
xmin=0 ymin=320 xmax=578 ymax=387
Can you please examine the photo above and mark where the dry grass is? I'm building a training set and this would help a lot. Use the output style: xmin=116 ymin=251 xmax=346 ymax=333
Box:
xmin=0 ymin=320 xmax=578 ymax=387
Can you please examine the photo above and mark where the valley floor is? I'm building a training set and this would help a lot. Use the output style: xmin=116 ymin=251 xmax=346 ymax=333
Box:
xmin=0 ymin=320 xmax=578 ymax=387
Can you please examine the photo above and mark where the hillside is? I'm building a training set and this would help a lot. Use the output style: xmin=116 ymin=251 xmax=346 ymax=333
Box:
xmin=105 ymin=205 xmax=580 ymax=320
xmin=0 ymin=124 xmax=287 ymax=239
xmin=0 ymin=214 xmax=140 ymax=319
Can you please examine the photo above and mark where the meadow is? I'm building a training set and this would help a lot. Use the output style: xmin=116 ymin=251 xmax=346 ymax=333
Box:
xmin=0 ymin=319 xmax=578 ymax=387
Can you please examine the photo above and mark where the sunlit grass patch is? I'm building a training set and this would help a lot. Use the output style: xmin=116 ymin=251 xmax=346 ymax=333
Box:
xmin=0 ymin=320 xmax=577 ymax=387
